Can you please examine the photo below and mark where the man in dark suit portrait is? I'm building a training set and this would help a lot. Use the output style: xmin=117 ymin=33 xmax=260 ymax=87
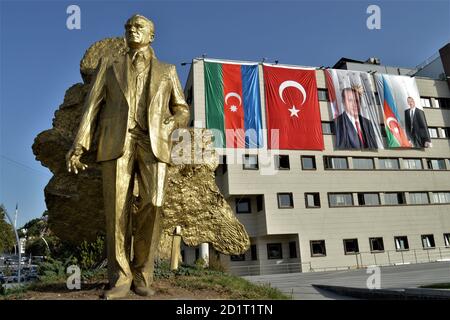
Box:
xmin=334 ymin=87 xmax=378 ymax=149
xmin=404 ymin=96 xmax=431 ymax=148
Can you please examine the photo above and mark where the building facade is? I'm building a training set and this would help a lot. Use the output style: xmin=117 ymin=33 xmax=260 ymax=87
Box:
xmin=181 ymin=47 xmax=450 ymax=275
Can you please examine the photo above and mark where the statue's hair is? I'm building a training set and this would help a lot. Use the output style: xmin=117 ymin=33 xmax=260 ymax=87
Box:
xmin=125 ymin=14 xmax=154 ymax=32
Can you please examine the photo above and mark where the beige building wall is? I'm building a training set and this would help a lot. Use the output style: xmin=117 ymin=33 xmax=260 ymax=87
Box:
xmin=183 ymin=58 xmax=450 ymax=274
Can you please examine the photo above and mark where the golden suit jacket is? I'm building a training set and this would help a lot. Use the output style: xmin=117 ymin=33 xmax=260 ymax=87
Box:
xmin=74 ymin=50 xmax=190 ymax=163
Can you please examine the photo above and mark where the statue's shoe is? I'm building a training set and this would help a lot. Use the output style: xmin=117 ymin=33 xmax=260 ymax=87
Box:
xmin=133 ymin=286 xmax=156 ymax=297
xmin=102 ymin=284 xmax=131 ymax=300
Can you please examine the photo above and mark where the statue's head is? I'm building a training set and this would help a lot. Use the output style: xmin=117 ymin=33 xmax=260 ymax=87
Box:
xmin=124 ymin=14 xmax=154 ymax=49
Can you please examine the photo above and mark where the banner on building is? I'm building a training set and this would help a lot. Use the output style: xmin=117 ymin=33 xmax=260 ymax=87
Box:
xmin=374 ymin=74 xmax=431 ymax=148
xmin=204 ymin=61 xmax=263 ymax=148
xmin=264 ymin=65 xmax=324 ymax=150
xmin=326 ymin=69 xmax=383 ymax=150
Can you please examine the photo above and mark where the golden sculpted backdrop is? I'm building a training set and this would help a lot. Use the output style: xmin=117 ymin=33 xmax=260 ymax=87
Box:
xmin=32 ymin=15 xmax=249 ymax=299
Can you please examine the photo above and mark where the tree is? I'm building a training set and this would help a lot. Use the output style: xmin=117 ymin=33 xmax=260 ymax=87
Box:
xmin=0 ymin=205 xmax=15 ymax=254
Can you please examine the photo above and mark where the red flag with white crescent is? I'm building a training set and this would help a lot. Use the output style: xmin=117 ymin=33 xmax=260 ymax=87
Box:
xmin=263 ymin=65 xmax=324 ymax=150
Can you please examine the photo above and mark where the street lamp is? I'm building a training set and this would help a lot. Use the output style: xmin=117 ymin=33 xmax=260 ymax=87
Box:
xmin=3 ymin=210 xmax=21 ymax=284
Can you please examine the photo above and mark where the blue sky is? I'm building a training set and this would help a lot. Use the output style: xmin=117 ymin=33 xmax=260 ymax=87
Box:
xmin=1 ymin=0 xmax=449 ymax=227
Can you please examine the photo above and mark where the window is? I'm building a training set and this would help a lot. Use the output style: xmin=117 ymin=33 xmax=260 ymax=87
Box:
xmin=438 ymin=98 xmax=450 ymax=109
xmin=374 ymin=92 xmax=381 ymax=105
xmin=301 ymin=156 xmax=316 ymax=170
xmin=358 ymin=193 xmax=380 ymax=206
xmin=421 ymin=234 xmax=435 ymax=249
xmin=318 ymin=89 xmax=329 ymax=101
xmin=420 ymin=97 xmax=431 ymax=108
xmin=444 ymin=234 xmax=450 ymax=247
xmin=379 ymin=158 xmax=400 ymax=170
xmin=380 ymin=124 xmax=387 ymax=137
xmin=324 ymin=156 xmax=348 ymax=169
xmin=220 ymin=156 xmax=227 ymax=174
xmin=427 ymin=159 xmax=447 ymax=170
xmin=384 ymin=192 xmax=405 ymax=205
xmin=403 ymin=158 xmax=423 ymax=170
xmin=343 ymin=239 xmax=359 ymax=254
xmin=277 ymin=193 xmax=294 ymax=208
xmin=321 ymin=122 xmax=335 ymax=135
xmin=329 ymin=193 xmax=353 ymax=207
xmin=394 ymin=236 xmax=409 ymax=251
xmin=250 ymin=244 xmax=258 ymax=260
xmin=432 ymin=192 xmax=450 ymax=204
xmin=409 ymin=192 xmax=429 ymax=205
xmin=195 ymin=248 xmax=199 ymax=261
xmin=256 ymin=195 xmax=264 ymax=212
xmin=275 ymin=155 xmax=290 ymax=170
xmin=369 ymin=237 xmax=384 ymax=252
xmin=353 ymin=158 xmax=374 ymax=170
xmin=243 ymin=155 xmax=258 ymax=170
xmin=230 ymin=254 xmax=245 ymax=261
xmin=428 ymin=127 xmax=438 ymax=138
xmin=310 ymin=240 xmax=326 ymax=257
xmin=289 ymin=241 xmax=297 ymax=258
xmin=305 ymin=193 xmax=320 ymax=208
xmin=440 ymin=128 xmax=449 ymax=138
xmin=235 ymin=197 xmax=251 ymax=214
xmin=267 ymin=243 xmax=282 ymax=259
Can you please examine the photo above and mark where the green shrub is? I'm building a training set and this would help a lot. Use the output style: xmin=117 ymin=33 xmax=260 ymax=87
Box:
xmin=77 ymin=236 xmax=105 ymax=270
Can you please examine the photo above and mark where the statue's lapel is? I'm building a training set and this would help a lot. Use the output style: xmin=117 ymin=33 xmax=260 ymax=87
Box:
xmin=112 ymin=54 xmax=131 ymax=107
xmin=149 ymin=57 xmax=163 ymax=104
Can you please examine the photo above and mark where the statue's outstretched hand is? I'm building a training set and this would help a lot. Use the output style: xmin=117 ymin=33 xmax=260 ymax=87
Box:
xmin=66 ymin=145 xmax=88 ymax=174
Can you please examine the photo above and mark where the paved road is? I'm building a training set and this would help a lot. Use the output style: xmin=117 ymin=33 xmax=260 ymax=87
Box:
xmin=244 ymin=261 xmax=450 ymax=300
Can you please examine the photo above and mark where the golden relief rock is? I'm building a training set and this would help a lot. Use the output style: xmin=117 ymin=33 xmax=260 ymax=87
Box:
xmin=32 ymin=37 xmax=250 ymax=262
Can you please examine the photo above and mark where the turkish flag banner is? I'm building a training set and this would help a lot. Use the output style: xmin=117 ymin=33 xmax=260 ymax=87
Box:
xmin=263 ymin=65 xmax=324 ymax=150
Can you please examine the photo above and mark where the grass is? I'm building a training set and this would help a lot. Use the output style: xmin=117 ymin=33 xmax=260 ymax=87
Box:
xmin=1 ymin=262 xmax=290 ymax=300
xmin=171 ymin=272 xmax=289 ymax=300
xmin=419 ymin=283 xmax=450 ymax=289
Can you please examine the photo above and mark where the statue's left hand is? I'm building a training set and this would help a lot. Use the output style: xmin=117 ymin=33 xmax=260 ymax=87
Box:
xmin=66 ymin=145 xmax=88 ymax=174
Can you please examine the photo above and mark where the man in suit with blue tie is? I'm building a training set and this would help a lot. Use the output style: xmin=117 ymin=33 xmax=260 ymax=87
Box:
xmin=404 ymin=97 xmax=431 ymax=148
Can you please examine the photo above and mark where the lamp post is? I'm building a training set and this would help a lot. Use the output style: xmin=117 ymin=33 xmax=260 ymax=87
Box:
xmin=3 ymin=210 xmax=21 ymax=284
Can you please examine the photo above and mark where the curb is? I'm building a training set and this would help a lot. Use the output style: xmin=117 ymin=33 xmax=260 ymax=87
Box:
xmin=312 ymin=284 xmax=450 ymax=300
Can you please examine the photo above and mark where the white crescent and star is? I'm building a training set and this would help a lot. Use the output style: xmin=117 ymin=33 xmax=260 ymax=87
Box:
xmin=225 ymin=92 xmax=242 ymax=113
xmin=278 ymin=80 xmax=307 ymax=118
xmin=386 ymin=117 xmax=400 ymax=134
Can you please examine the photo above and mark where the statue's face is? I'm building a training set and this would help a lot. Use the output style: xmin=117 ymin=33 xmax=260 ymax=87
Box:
xmin=125 ymin=17 xmax=154 ymax=48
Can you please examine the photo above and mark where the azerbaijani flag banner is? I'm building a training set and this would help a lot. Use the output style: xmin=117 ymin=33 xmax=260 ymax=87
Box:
xmin=204 ymin=61 xmax=263 ymax=148
xmin=374 ymin=74 xmax=416 ymax=148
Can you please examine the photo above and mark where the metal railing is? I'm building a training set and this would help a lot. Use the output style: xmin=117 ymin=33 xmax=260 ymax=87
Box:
xmin=229 ymin=262 xmax=312 ymax=276
xmin=353 ymin=246 xmax=450 ymax=268
xmin=228 ymin=246 xmax=450 ymax=276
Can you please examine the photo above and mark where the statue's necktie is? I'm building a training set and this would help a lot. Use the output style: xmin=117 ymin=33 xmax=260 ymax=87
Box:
xmin=132 ymin=52 xmax=146 ymax=74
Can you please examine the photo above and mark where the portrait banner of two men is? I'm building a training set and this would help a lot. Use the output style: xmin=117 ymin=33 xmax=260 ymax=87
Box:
xmin=326 ymin=69 xmax=431 ymax=150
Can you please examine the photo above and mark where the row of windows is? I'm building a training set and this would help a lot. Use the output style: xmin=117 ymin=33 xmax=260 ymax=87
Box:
xmin=235 ymin=191 xmax=450 ymax=212
xmin=231 ymin=242 xmax=298 ymax=261
xmin=317 ymin=90 xmax=450 ymax=110
xmin=237 ymin=154 xmax=450 ymax=171
xmin=322 ymin=121 xmax=450 ymax=139
xmin=230 ymin=233 xmax=450 ymax=261
xmin=309 ymin=233 xmax=450 ymax=257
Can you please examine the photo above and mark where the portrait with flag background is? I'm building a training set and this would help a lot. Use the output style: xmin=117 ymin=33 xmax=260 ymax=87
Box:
xmin=326 ymin=69 xmax=383 ymax=150
xmin=264 ymin=65 xmax=323 ymax=150
xmin=204 ymin=60 xmax=263 ymax=149
xmin=375 ymin=74 xmax=430 ymax=148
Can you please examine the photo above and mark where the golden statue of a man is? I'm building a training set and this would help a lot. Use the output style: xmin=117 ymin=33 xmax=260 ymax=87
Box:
xmin=66 ymin=14 xmax=189 ymax=299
